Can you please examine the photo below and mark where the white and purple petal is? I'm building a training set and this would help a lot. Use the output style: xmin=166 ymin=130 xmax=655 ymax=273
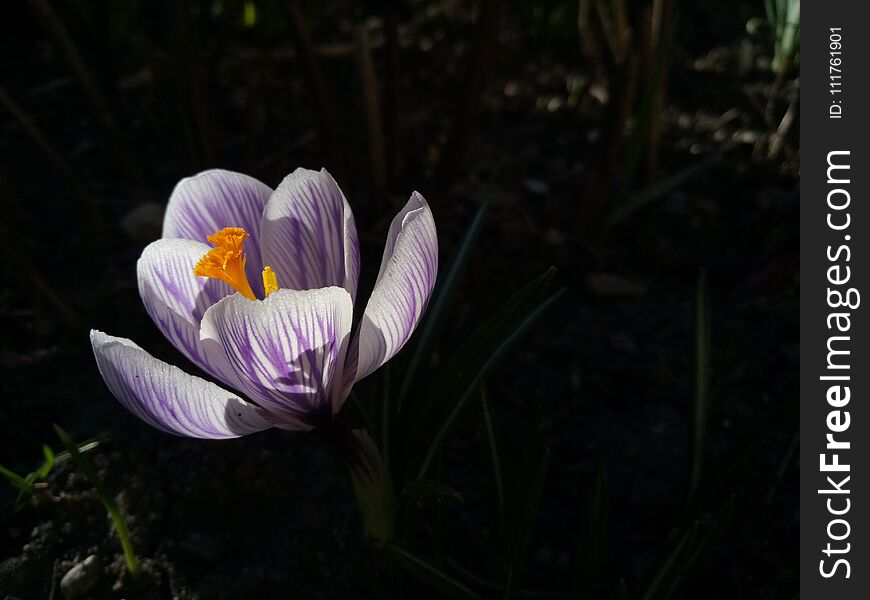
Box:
xmin=200 ymin=287 xmax=354 ymax=427
xmin=90 ymin=330 xmax=273 ymax=439
xmin=259 ymin=168 xmax=360 ymax=299
xmin=137 ymin=239 xmax=242 ymax=388
xmin=351 ymin=192 xmax=438 ymax=383
xmin=162 ymin=169 xmax=273 ymax=296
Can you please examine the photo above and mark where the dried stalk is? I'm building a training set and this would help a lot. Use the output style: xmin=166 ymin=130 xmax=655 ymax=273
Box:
xmin=0 ymin=87 xmax=101 ymax=229
xmin=168 ymin=0 xmax=218 ymax=167
xmin=383 ymin=14 xmax=402 ymax=181
xmin=354 ymin=24 xmax=387 ymax=210
xmin=432 ymin=0 xmax=502 ymax=199
xmin=287 ymin=0 xmax=344 ymax=181
xmin=0 ymin=219 xmax=83 ymax=331
xmin=26 ymin=0 xmax=140 ymax=181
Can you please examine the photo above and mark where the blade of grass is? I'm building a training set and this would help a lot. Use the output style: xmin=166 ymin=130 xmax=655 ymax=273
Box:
xmin=688 ymin=270 xmax=711 ymax=504
xmin=35 ymin=445 xmax=56 ymax=480
xmin=611 ymin=578 xmax=629 ymax=600
xmin=503 ymin=445 xmax=550 ymax=600
xmin=411 ymin=265 xmax=558 ymax=439
xmin=576 ymin=464 xmax=608 ymax=600
xmin=388 ymin=544 xmax=484 ymax=600
xmin=416 ymin=280 xmax=563 ymax=478
xmin=402 ymin=479 xmax=464 ymax=508
xmin=685 ymin=495 xmax=734 ymax=570
xmin=764 ymin=430 xmax=799 ymax=507
xmin=480 ymin=387 xmax=505 ymax=532
xmin=397 ymin=198 xmax=490 ymax=414
xmin=660 ymin=497 xmax=735 ymax=600
xmin=54 ymin=425 xmax=139 ymax=577
xmin=0 ymin=464 xmax=30 ymax=491
xmin=606 ymin=152 xmax=722 ymax=226
xmin=381 ymin=361 xmax=393 ymax=471
xmin=639 ymin=522 xmax=698 ymax=600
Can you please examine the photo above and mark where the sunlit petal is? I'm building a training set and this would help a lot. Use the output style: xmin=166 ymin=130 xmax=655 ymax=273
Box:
xmin=259 ymin=168 xmax=360 ymax=300
xmin=90 ymin=330 xmax=273 ymax=439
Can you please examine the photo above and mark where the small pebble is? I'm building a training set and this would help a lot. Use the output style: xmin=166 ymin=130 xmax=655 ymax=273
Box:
xmin=524 ymin=178 xmax=550 ymax=195
xmin=543 ymin=228 xmax=565 ymax=245
xmin=61 ymin=554 xmax=101 ymax=599
xmin=120 ymin=202 xmax=164 ymax=242
xmin=587 ymin=273 xmax=648 ymax=297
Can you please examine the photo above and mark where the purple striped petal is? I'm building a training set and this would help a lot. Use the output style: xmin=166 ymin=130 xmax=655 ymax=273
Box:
xmin=137 ymin=239 xmax=242 ymax=389
xmin=162 ymin=169 xmax=273 ymax=296
xmin=259 ymin=168 xmax=360 ymax=300
xmin=90 ymin=330 xmax=273 ymax=439
xmin=200 ymin=287 xmax=354 ymax=427
xmin=351 ymin=192 xmax=438 ymax=383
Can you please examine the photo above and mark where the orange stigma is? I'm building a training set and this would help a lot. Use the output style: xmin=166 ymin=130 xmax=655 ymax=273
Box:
xmin=194 ymin=227 xmax=257 ymax=300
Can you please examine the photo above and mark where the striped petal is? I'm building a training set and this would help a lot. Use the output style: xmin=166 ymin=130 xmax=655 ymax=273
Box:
xmin=137 ymin=238 xmax=242 ymax=388
xmin=259 ymin=168 xmax=360 ymax=300
xmin=200 ymin=287 xmax=354 ymax=428
xmin=352 ymin=192 xmax=438 ymax=382
xmin=90 ymin=330 xmax=273 ymax=439
xmin=162 ymin=169 xmax=273 ymax=296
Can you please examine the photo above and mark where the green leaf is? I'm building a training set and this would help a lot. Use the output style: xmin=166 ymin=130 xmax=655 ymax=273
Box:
xmin=611 ymin=578 xmax=629 ymax=600
xmin=503 ymin=435 xmax=550 ymax=600
xmin=480 ymin=387 xmax=505 ymax=533
xmin=388 ymin=544 xmax=483 ymax=600
xmin=415 ymin=268 xmax=562 ymax=478
xmin=380 ymin=361 xmax=393 ymax=470
xmin=402 ymin=479 xmax=465 ymax=509
xmin=639 ymin=522 xmax=698 ymax=600
xmin=765 ymin=430 xmax=799 ymax=507
xmin=34 ymin=444 xmax=56 ymax=480
xmin=687 ymin=495 xmax=735 ymax=570
xmin=0 ymin=463 xmax=30 ymax=492
xmin=576 ymin=464 xmax=608 ymax=599
xmin=606 ymin=153 xmax=722 ymax=227
xmin=397 ymin=198 xmax=489 ymax=413
xmin=688 ymin=269 xmax=712 ymax=503
xmin=54 ymin=425 xmax=140 ymax=577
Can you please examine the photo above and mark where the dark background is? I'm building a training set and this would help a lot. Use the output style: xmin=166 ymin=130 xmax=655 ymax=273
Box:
xmin=0 ymin=0 xmax=798 ymax=598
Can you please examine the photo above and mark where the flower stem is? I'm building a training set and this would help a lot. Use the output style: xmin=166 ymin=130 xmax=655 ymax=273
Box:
xmin=323 ymin=426 xmax=396 ymax=542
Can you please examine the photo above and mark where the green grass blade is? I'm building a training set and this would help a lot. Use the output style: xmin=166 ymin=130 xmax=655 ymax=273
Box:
xmin=765 ymin=430 xmax=799 ymax=507
xmin=397 ymin=198 xmax=489 ymax=413
xmin=402 ymin=479 xmax=464 ymax=509
xmin=688 ymin=270 xmax=711 ymax=503
xmin=416 ymin=275 xmax=562 ymax=478
xmin=480 ymin=387 xmax=505 ymax=532
xmin=610 ymin=578 xmax=629 ymax=600
xmin=412 ymin=267 xmax=557 ymax=438
xmin=606 ymin=153 xmax=722 ymax=227
xmin=640 ymin=522 xmax=698 ymax=600
xmin=0 ymin=463 xmax=31 ymax=491
xmin=687 ymin=495 xmax=735 ymax=570
xmin=54 ymin=425 xmax=140 ymax=577
xmin=35 ymin=444 xmax=56 ymax=479
xmin=577 ymin=464 xmax=608 ymax=600
xmin=388 ymin=544 xmax=483 ymax=600
xmin=503 ymin=446 xmax=550 ymax=600
xmin=381 ymin=362 xmax=393 ymax=468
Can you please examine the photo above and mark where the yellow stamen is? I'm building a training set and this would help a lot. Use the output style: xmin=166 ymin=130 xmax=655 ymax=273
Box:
xmin=193 ymin=227 xmax=256 ymax=300
xmin=262 ymin=265 xmax=279 ymax=297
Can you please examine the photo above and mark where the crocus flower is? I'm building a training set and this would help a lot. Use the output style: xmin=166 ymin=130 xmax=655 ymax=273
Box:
xmin=91 ymin=168 xmax=437 ymax=439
